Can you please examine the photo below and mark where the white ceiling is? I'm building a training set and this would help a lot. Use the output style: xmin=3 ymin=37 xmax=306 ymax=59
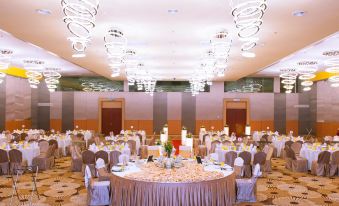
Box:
xmin=0 ymin=29 xmax=94 ymax=76
xmin=0 ymin=0 xmax=338 ymax=80
xmin=256 ymin=32 xmax=339 ymax=76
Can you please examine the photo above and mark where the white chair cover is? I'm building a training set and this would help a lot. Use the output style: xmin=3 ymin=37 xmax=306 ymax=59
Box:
xmin=84 ymin=165 xmax=92 ymax=188
xmin=234 ymin=157 xmax=244 ymax=167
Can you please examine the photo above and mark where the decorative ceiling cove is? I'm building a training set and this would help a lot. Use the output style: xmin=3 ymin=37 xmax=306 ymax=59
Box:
xmin=0 ymin=0 xmax=338 ymax=81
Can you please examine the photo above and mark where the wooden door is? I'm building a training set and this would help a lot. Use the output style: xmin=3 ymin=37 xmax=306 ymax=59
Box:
xmin=226 ymin=109 xmax=247 ymax=136
xmin=101 ymin=108 xmax=122 ymax=136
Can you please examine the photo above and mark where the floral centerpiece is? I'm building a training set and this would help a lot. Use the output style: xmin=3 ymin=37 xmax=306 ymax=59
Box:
xmin=186 ymin=133 xmax=192 ymax=138
xmin=164 ymin=141 xmax=173 ymax=158
xmin=182 ymin=126 xmax=187 ymax=130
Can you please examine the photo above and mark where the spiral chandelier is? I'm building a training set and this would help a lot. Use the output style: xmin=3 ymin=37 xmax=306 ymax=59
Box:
xmin=23 ymin=59 xmax=44 ymax=89
xmin=230 ymin=0 xmax=268 ymax=57
xmin=43 ymin=68 xmax=62 ymax=92
xmin=324 ymin=57 xmax=339 ymax=88
xmin=104 ymin=27 xmax=127 ymax=77
xmin=280 ymin=68 xmax=297 ymax=93
xmin=0 ymin=49 xmax=13 ymax=84
xmin=61 ymin=0 xmax=99 ymax=57
xmin=211 ymin=30 xmax=232 ymax=77
xmin=297 ymin=66 xmax=317 ymax=91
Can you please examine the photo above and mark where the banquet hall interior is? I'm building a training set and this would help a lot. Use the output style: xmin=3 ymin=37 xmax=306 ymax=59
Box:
xmin=0 ymin=0 xmax=339 ymax=206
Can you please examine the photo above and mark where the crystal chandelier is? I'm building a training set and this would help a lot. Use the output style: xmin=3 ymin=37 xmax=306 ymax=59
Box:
xmin=124 ymin=49 xmax=139 ymax=86
xmin=104 ymin=27 xmax=127 ymax=77
xmin=211 ymin=30 xmax=232 ymax=77
xmin=23 ymin=59 xmax=44 ymax=88
xmin=189 ymin=69 xmax=209 ymax=96
xmin=0 ymin=49 xmax=13 ymax=84
xmin=61 ymin=0 xmax=99 ymax=57
xmin=43 ymin=68 xmax=61 ymax=92
xmin=229 ymin=0 xmax=268 ymax=56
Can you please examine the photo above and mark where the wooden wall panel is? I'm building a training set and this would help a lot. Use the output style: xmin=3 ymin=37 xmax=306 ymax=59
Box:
xmin=5 ymin=119 xmax=31 ymax=131
xmin=168 ymin=120 xmax=181 ymax=135
xmin=50 ymin=119 xmax=62 ymax=132
xmin=124 ymin=120 xmax=139 ymax=130
xmin=286 ymin=120 xmax=298 ymax=136
xmin=138 ymin=120 xmax=153 ymax=135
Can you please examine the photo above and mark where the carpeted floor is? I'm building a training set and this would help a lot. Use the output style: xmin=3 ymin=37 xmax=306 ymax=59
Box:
xmin=0 ymin=157 xmax=338 ymax=206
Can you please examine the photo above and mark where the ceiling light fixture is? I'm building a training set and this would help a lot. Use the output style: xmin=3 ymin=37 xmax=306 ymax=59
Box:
xmin=167 ymin=9 xmax=178 ymax=14
xmin=36 ymin=9 xmax=52 ymax=15
xmin=230 ymin=0 xmax=268 ymax=55
xmin=0 ymin=49 xmax=13 ymax=84
xmin=43 ymin=68 xmax=61 ymax=92
xmin=104 ymin=27 xmax=127 ymax=77
xmin=292 ymin=10 xmax=306 ymax=17
xmin=61 ymin=0 xmax=99 ymax=58
xmin=23 ymin=59 xmax=44 ymax=88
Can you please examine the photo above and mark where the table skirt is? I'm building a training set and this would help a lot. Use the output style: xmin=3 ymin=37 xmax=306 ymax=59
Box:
xmin=110 ymin=172 xmax=235 ymax=206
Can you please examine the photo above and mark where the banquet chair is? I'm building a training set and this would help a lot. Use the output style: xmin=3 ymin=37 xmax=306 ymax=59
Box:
xmin=290 ymin=142 xmax=302 ymax=156
xmin=117 ymin=139 xmax=125 ymax=145
xmin=127 ymin=140 xmax=137 ymax=155
xmin=197 ymin=145 xmax=207 ymax=158
xmin=82 ymin=150 xmax=96 ymax=177
xmin=202 ymin=134 xmax=209 ymax=144
xmin=285 ymin=147 xmax=308 ymax=172
xmin=146 ymin=136 xmax=156 ymax=146
xmin=239 ymin=151 xmax=252 ymax=178
xmin=329 ymin=151 xmax=339 ymax=176
xmin=38 ymin=140 xmax=49 ymax=155
xmin=109 ymin=151 xmax=121 ymax=169
xmin=70 ymin=145 xmax=82 ymax=172
xmin=311 ymin=151 xmax=331 ymax=176
xmin=20 ymin=133 xmax=28 ymax=141
xmin=179 ymin=146 xmax=192 ymax=159
xmin=224 ymin=151 xmax=237 ymax=167
xmin=0 ymin=149 xmax=9 ymax=175
xmin=281 ymin=140 xmax=294 ymax=159
xmin=95 ymin=151 xmax=109 ymax=170
xmin=85 ymin=165 xmax=110 ymax=206
xmin=9 ymin=149 xmax=27 ymax=174
xmin=136 ymin=133 xmax=143 ymax=145
xmin=193 ymin=138 xmax=200 ymax=155
xmin=253 ymin=151 xmax=267 ymax=176
xmin=235 ymin=163 xmax=262 ymax=202
xmin=210 ymin=140 xmax=220 ymax=153
xmin=32 ymin=144 xmax=56 ymax=171
xmin=48 ymin=139 xmax=61 ymax=158
xmin=264 ymin=145 xmax=274 ymax=172
xmin=140 ymin=145 xmax=148 ymax=159
xmin=96 ymin=158 xmax=111 ymax=181
xmin=222 ymin=140 xmax=231 ymax=145
xmin=234 ymin=157 xmax=244 ymax=178
xmin=11 ymin=134 xmax=20 ymax=143
xmin=147 ymin=146 xmax=160 ymax=158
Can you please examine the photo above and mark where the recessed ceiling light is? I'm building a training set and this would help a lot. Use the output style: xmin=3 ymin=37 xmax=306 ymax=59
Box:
xmin=168 ymin=9 xmax=178 ymax=14
xmin=36 ymin=9 xmax=52 ymax=15
xmin=241 ymin=51 xmax=256 ymax=58
xmin=293 ymin=10 xmax=306 ymax=17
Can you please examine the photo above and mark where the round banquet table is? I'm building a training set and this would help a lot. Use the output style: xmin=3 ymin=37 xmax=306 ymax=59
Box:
xmin=110 ymin=162 xmax=235 ymax=206
xmin=300 ymin=147 xmax=339 ymax=170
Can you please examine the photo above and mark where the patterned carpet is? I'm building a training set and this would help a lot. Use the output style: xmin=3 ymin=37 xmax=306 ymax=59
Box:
xmin=0 ymin=157 xmax=338 ymax=206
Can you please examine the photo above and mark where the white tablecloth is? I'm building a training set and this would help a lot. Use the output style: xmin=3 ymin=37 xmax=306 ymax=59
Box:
xmin=300 ymin=148 xmax=338 ymax=170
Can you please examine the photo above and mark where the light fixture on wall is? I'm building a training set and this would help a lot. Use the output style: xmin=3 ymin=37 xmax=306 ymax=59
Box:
xmin=104 ymin=27 xmax=127 ymax=77
xmin=61 ymin=0 xmax=99 ymax=57
xmin=245 ymin=124 xmax=251 ymax=136
xmin=23 ymin=59 xmax=44 ymax=88
xmin=0 ymin=49 xmax=13 ymax=84
xmin=229 ymin=0 xmax=268 ymax=55
xmin=43 ymin=68 xmax=61 ymax=92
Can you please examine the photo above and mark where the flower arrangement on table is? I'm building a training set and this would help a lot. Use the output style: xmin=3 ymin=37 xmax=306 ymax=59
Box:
xmin=163 ymin=141 xmax=173 ymax=158
xmin=186 ymin=133 xmax=192 ymax=138
xmin=182 ymin=126 xmax=187 ymax=130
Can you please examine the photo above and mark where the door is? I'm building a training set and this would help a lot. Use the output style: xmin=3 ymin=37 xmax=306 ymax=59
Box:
xmin=101 ymin=108 xmax=122 ymax=136
xmin=226 ymin=109 xmax=247 ymax=136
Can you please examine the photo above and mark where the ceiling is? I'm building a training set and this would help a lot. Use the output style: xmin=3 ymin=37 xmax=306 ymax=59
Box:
xmin=256 ymin=31 xmax=339 ymax=76
xmin=0 ymin=29 xmax=94 ymax=76
xmin=0 ymin=0 xmax=338 ymax=81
